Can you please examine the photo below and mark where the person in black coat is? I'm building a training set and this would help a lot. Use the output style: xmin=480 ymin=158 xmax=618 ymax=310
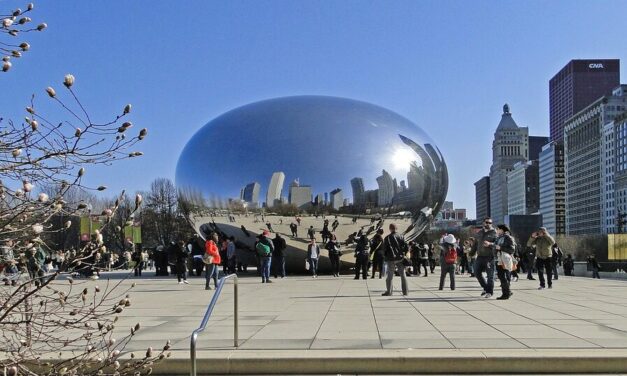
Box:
xmin=484 ymin=224 xmax=516 ymax=300
xmin=174 ymin=240 xmax=189 ymax=284
xmin=272 ymin=233 xmax=287 ymax=278
xmin=354 ymin=234 xmax=370 ymax=280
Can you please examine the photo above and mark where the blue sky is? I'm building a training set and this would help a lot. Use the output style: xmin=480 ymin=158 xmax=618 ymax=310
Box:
xmin=2 ymin=0 xmax=626 ymax=217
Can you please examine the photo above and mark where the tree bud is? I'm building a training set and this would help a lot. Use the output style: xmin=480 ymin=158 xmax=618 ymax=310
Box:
xmin=139 ymin=128 xmax=147 ymax=140
xmin=20 ymin=42 xmax=30 ymax=51
xmin=123 ymin=104 xmax=131 ymax=114
xmin=32 ymin=224 xmax=43 ymax=233
xmin=23 ymin=181 xmax=33 ymax=192
xmin=11 ymin=50 xmax=21 ymax=58
xmin=11 ymin=148 xmax=21 ymax=157
xmin=38 ymin=193 xmax=49 ymax=202
xmin=3 ymin=18 xmax=14 ymax=28
xmin=78 ymin=167 xmax=85 ymax=177
xmin=46 ymin=86 xmax=56 ymax=97
xmin=2 ymin=61 xmax=11 ymax=72
xmin=30 ymin=119 xmax=38 ymax=131
xmin=64 ymin=74 xmax=75 ymax=88
xmin=37 ymin=22 xmax=47 ymax=31
xmin=75 ymin=128 xmax=81 ymax=137
xmin=28 ymin=3 xmax=34 ymax=11
xmin=13 ymin=9 xmax=21 ymax=16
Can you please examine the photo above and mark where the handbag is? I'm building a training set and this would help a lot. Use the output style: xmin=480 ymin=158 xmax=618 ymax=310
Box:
xmin=498 ymin=252 xmax=514 ymax=271
xmin=202 ymin=253 xmax=214 ymax=265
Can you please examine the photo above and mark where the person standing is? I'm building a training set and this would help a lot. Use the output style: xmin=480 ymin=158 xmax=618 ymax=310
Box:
xmin=354 ymin=234 xmax=370 ymax=280
xmin=551 ymin=243 xmax=563 ymax=280
xmin=382 ymin=223 xmax=409 ymax=296
xmin=256 ymin=231 xmax=274 ymax=283
xmin=370 ymin=229 xmax=385 ymax=279
xmin=563 ymin=254 xmax=574 ymax=276
xmin=524 ymin=246 xmax=536 ymax=280
xmin=472 ymin=218 xmax=497 ymax=298
xmin=438 ymin=234 xmax=457 ymax=290
xmin=174 ymin=240 xmax=189 ymax=284
xmin=417 ymin=242 xmax=429 ymax=277
xmin=272 ymin=233 xmax=287 ymax=278
xmin=307 ymin=226 xmax=316 ymax=241
xmin=132 ymin=247 xmax=144 ymax=277
xmin=485 ymin=224 xmax=515 ymax=300
xmin=226 ymin=236 xmax=237 ymax=275
xmin=325 ymin=234 xmax=342 ymax=277
xmin=527 ymin=227 xmax=555 ymax=290
xmin=204 ymin=233 xmax=221 ymax=290
xmin=290 ymin=222 xmax=298 ymax=238
xmin=306 ymin=238 xmax=320 ymax=278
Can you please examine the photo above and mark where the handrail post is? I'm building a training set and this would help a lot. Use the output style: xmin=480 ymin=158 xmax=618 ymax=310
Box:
xmin=234 ymin=276 xmax=238 ymax=347
xmin=190 ymin=273 xmax=239 ymax=376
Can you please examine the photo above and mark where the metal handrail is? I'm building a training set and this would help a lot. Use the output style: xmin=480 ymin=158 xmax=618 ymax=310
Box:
xmin=190 ymin=273 xmax=239 ymax=376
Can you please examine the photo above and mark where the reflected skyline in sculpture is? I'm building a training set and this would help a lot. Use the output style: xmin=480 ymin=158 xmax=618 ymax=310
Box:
xmin=176 ymin=95 xmax=447 ymax=270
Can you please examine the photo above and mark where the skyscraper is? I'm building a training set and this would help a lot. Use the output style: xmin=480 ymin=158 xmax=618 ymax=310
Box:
xmin=289 ymin=180 xmax=312 ymax=209
xmin=489 ymin=104 xmax=529 ymax=223
xmin=529 ymin=136 xmax=549 ymax=160
xmin=242 ymin=182 xmax=260 ymax=206
xmin=507 ymin=160 xmax=539 ymax=215
xmin=539 ymin=142 xmax=565 ymax=235
xmin=266 ymin=172 xmax=285 ymax=208
xmin=350 ymin=177 xmax=365 ymax=206
xmin=330 ymin=188 xmax=343 ymax=210
xmin=549 ymin=59 xmax=620 ymax=142
xmin=564 ymin=85 xmax=627 ymax=235
xmin=376 ymin=169 xmax=395 ymax=206
xmin=474 ymin=176 xmax=490 ymax=220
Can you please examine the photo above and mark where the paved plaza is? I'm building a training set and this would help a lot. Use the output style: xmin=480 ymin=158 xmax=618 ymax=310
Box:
xmin=113 ymin=270 xmax=627 ymax=353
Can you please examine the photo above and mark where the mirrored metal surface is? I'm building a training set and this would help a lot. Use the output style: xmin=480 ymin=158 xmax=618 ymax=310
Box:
xmin=176 ymin=96 xmax=448 ymax=272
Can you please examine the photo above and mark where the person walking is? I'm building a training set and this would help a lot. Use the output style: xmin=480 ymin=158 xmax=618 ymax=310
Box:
xmin=527 ymin=227 xmax=555 ymax=290
xmin=438 ymin=234 xmax=457 ymax=290
xmin=370 ymin=229 xmax=385 ymax=279
xmin=306 ymin=238 xmax=320 ymax=278
xmin=485 ymin=224 xmax=515 ymax=300
xmin=307 ymin=226 xmax=316 ymax=241
xmin=354 ymin=234 xmax=370 ymax=279
xmin=272 ymin=233 xmax=287 ymax=278
xmin=524 ymin=246 xmax=536 ymax=280
xmin=290 ymin=222 xmax=298 ymax=237
xmin=382 ymin=223 xmax=409 ymax=296
xmin=587 ymin=255 xmax=601 ymax=279
xmin=325 ymin=234 xmax=342 ymax=277
xmin=472 ymin=217 xmax=497 ymax=298
xmin=204 ymin=232 xmax=221 ymax=290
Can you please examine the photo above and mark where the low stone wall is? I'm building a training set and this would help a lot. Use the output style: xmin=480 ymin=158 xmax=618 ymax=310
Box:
xmin=572 ymin=261 xmax=627 ymax=280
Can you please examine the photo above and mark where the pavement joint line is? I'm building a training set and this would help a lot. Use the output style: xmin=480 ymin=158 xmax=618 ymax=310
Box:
xmin=309 ymin=276 xmax=343 ymax=349
xmin=365 ymin=276 xmax=383 ymax=348
xmin=489 ymin=280 xmax=625 ymax=344
xmin=405 ymin=276 xmax=456 ymax=349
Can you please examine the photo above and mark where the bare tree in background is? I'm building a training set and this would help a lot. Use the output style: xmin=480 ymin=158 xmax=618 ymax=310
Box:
xmin=1 ymin=3 xmax=168 ymax=375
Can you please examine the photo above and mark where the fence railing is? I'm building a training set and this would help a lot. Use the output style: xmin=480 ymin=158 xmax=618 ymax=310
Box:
xmin=190 ymin=273 xmax=239 ymax=376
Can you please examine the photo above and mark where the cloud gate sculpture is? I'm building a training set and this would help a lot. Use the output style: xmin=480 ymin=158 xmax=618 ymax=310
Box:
xmin=176 ymin=96 xmax=448 ymax=272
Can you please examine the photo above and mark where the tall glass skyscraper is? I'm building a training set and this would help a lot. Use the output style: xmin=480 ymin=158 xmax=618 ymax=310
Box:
xmin=549 ymin=59 xmax=620 ymax=142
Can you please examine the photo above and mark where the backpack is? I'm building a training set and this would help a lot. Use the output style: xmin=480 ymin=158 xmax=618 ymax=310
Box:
xmin=444 ymin=247 xmax=457 ymax=265
xmin=256 ymin=241 xmax=272 ymax=257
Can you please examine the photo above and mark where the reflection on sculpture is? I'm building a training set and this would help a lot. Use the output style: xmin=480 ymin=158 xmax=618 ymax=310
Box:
xmin=176 ymin=96 xmax=448 ymax=272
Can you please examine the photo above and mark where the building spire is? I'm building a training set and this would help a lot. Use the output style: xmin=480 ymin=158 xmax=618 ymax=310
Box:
xmin=503 ymin=103 xmax=510 ymax=114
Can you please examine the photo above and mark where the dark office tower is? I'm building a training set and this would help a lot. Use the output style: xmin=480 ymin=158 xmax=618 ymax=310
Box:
xmin=350 ymin=177 xmax=365 ymax=206
xmin=529 ymin=136 xmax=549 ymax=161
xmin=474 ymin=176 xmax=490 ymax=220
xmin=549 ymin=59 xmax=620 ymax=142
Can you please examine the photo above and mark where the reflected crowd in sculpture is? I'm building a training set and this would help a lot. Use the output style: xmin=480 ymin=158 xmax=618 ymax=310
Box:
xmin=176 ymin=96 xmax=448 ymax=272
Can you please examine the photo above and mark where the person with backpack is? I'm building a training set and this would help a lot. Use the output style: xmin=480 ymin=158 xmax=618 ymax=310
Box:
xmin=204 ymin=232 xmax=221 ymax=290
xmin=256 ymin=231 xmax=274 ymax=283
xmin=485 ymin=224 xmax=516 ymax=300
xmin=306 ymin=238 xmax=320 ymax=278
xmin=354 ymin=234 xmax=370 ymax=280
xmin=382 ymin=223 xmax=409 ymax=296
xmin=439 ymin=234 xmax=457 ymax=290
xmin=325 ymin=234 xmax=342 ymax=277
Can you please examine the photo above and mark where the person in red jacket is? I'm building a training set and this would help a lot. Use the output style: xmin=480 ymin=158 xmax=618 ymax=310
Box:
xmin=205 ymin=232 xmax=221 ymax=290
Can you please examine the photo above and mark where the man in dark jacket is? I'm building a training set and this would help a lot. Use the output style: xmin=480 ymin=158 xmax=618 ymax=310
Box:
xmin=472 ymin=218 xmax=497 ymax=298
xmin=382 ymin=223 xmax=409 ymax=296
xmin=370 ymin=229 xmax=385 ymax=279
xmin=272 ymin=233 xmax=287 ymax=278
xmin=354 ymin=234 xmax=370 ymax=280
